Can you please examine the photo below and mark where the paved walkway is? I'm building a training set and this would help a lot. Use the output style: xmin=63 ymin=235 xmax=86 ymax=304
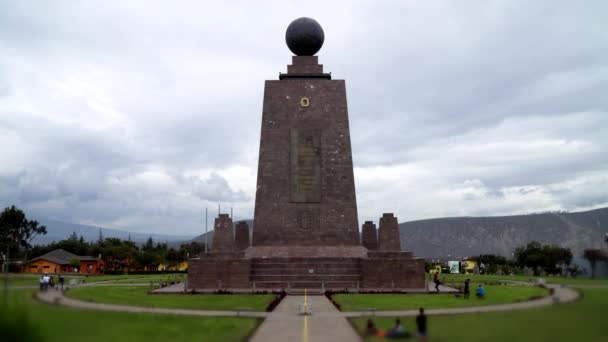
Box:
xmin=250 ymin=295 xmax=361 ymax=342
xmin=151 ymin=282 xmax=185 ymax=293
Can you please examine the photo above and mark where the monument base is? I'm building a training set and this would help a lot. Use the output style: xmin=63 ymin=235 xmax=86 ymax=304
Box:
xmin=187 ymin=247 xmax=425 ymax=291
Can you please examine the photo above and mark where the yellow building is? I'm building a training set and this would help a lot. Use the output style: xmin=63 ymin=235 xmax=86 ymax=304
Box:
xmin=157 ymin=261 xmax=188 ymax=272
xmin=461 ymin=259 xmax=478 ymax=274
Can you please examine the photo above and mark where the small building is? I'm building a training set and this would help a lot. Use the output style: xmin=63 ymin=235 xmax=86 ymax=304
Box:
xmin=157 ymin=261 xmax=188 ymax=272
xmin=28 ymin=249 xmax=105 ymax=274
xmin=461 ymin=259 xmax=478 ymax=274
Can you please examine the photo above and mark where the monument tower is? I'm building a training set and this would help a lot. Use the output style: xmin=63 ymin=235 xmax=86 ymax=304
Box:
xmin=252 ymin=17 xmax=360 ymax=248
xmin=188 ymin=18 xmax=425 ymax=290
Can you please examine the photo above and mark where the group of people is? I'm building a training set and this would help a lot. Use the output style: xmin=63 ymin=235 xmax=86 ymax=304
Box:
xmin=366 ymin=308 xmax=427 ymax=340
xmin=363 ymin=275 xmax=489 ymax=339
xmin=38 ymin=274 xmax=65 ymax=291
xmin=463 ymin=278 xmax=486 ymax=299
xmin=433 ymin=273 xmax=486 ymax=299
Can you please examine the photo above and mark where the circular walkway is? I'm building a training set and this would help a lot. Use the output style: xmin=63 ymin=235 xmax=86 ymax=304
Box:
xmin=37 ymin=283 xmax=579 ymax=318
xmin=35 ymin=282 xmax=582 ymax=342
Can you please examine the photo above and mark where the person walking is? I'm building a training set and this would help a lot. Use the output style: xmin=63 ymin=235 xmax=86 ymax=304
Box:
xmin=59 ymin=274 xmax=65 ymax=291
xmin=39 ymin=275 xmax=44 ymax=292
xmin=463 ymin=278 xmax=470 ymax=299
xmin=42 ymin=274 xmax=50 ymax=292
xmin=416 ymin=308 xmax=428 ymax=341
xmin=433 ymin=272 xmax=440 ymax=292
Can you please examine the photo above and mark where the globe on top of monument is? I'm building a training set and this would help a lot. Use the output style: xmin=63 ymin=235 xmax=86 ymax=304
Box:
xmin=285 ymin=17 xmax=325 ymax=56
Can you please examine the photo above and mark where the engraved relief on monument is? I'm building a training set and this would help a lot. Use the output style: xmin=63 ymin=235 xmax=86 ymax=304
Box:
xmin=290 ymin=129 xmax=321 ymax=202
xmin=297 ymin=210 xmax=312 ymax=230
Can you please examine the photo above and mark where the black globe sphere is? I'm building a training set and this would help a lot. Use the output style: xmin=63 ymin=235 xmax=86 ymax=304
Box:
xmin=285 ymin=17 xmax=325 ymax=56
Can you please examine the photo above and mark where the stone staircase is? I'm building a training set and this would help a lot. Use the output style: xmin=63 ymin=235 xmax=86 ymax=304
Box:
xmin=250 ymin=257 xmax=362 ymax=289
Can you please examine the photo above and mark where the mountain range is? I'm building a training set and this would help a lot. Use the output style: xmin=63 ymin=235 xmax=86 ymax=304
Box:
xmin=191 ymin=208 xmax=608 ymax=258
xmin=34 ymin=207 xmax=608 ymax=258
xmin=31 ymin=218 xmax=194 ymax=246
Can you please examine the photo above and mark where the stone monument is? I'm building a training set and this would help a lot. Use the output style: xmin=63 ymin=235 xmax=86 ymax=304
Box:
xmin=188 ymin=17 xmax=425 ymax=291
xmin=361 ymin=221 xmax=378 ymax=251
xmin=234 ymin=221 xmax=250 ymax=251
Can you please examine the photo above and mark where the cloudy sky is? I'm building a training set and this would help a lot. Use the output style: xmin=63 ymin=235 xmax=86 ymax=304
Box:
xmin=1 ymin=1 xmax=607 ymax=236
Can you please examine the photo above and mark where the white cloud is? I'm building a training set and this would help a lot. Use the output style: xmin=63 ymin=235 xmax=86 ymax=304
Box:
xmin=0 ymin=1 xmax=607 ymax=235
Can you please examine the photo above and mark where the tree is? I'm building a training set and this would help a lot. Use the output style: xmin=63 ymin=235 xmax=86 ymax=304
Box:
xmin=69 ymin=258 xmax=81 ymax=271
xmin=513 ymin=241 xmax=573 ymax=275
xmin=143 ymin=237 xmax=154 ymax=251
xmin=180 ymin=242 xmax=205 ymax=258
xmin=583 ymin=249 xmax=608 ymax=278
xmin=0 ymin=206 xmax=47 ymax=270
xmin=97 ymin=229 xmax=104 ymax=244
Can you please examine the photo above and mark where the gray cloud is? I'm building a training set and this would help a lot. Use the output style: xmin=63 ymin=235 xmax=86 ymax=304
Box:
xmin=1 ymin=1 xmax=607 ymax=235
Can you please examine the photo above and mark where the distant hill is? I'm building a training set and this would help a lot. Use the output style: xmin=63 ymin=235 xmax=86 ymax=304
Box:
xmin=35 ymin=207 xmax=607 ymax=258
xmin=399 ymin=207 xmax=608 ymax=259
xmin=31 ymin=218 xmax=194 ymax=246
xmin=191 ymin=208 xmax=608 ymax=259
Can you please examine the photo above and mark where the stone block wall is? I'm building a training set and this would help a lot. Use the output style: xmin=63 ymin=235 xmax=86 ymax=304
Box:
xmin=211 ymin=214 xmax=234 ymax=252
xmin=378 ymin=213 xmax=401 ymax=251
xmin=361 ymin=257 xmax=425 ymax=289
xmin=234 ymin=221 xmax=250 ymax=251
xmin=187 ymin=255 xmax=251 ymax=289
xmin=361 ymin=221 xmax=378 ymax=250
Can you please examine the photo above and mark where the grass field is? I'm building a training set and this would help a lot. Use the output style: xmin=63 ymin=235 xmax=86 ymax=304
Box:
xmin=66 ymin=285 xmax=275 ymax=311
xmin=431 ymin=273 xmax=608 ymax=286
xmin=78 ymin=274 xmax=183 ymax=283
xmin=333 ymin=285 xmax=548 ymax=311
xmin=1 ymin=289 xmax=260 ymax=342
xmin=4 ymin=273 xmax=183 ymax=286
xmin=351 ymin=288 xmax=608 ymax=342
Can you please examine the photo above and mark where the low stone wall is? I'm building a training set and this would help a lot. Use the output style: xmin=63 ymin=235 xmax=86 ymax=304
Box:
xmin=361 ymin=257 xmax=425 ymax=289
xmin=188 ymin=251 xmax=426 ymax=290
xmin=188 ymin=256 xmax=251 ymax=289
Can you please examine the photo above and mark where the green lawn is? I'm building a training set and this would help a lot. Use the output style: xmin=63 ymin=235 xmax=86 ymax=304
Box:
xmin=79 ymin=274 xmax=182 ymax=283
xmin=1 ymin=289 xmax=260 ymax=342
xmin=351 ymin=288 xmax=608 ymax=342
xmin=112 ymin=276 xmax=171 ymax=284
xmin=432 ymin=273 xmax=608 ymax=286
xmin=4 ymin=273 xmax=183 ymax=286
xmin=333 ymin=285 xmax=548 ymax=311
xmin=66 ymin=285 xmax=275 ymax=311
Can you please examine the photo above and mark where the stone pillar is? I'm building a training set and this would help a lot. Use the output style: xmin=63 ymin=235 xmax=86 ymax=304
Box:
xmin=361 ymin=221 xmax=378 ymax=250
xmin=211 ymin=214 xmax=234 ymax=252
xmin=234 ymin=221 xmax=250 ymax=251
xmin=378 ymin=213 xmax=401 ymax=251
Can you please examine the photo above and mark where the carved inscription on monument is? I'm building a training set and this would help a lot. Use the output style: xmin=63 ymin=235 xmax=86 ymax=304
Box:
xmin=290 ymin=129 xmax=321 ymax=202
xmin=298 ymin=210 xmax=312 ymax=230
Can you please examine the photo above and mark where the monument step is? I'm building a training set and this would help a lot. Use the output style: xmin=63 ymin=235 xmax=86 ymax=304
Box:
xmin=252 ymin=261 xmax=360 ymax=267
xmin=251 ymin=264 xmax=360 ymax=271
xmin=252 ymin=281 xmax=361 ymax=289
xmin=252 ymin=257 xmax=362 ymax=263
xmin=251 ymin=268 xmax=360 ymax=275
xmin=251 ymin=275 xmax=362 ymax=282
